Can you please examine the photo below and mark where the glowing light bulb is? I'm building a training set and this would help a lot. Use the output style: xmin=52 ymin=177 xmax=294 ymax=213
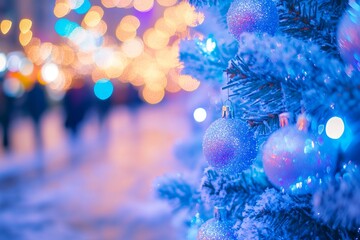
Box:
xmin=205 ymin=38 xmax=216 ymax=53
xmin=326 ymin=116 xmax=345 ymax=139
xmin=193 ymin=107 xmax=207 ymax=122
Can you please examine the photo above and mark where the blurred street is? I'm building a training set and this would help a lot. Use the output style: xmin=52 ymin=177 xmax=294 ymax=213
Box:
xmin=0 ymin=97 xmax=190 ymax=239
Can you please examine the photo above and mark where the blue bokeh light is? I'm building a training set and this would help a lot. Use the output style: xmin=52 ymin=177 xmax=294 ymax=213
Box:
xmin=55 ymin=19 xmax=79 ymax=37
xmin=94 ymin=78 xmax=114 ymax=100
xmin=74 ymin=0 xmax=91 ymax=14
xmin=326 ymin=116 xmax=345 ymax=139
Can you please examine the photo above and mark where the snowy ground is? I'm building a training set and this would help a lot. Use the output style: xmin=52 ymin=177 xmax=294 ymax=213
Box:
xmin=0 ymin=98 xmax=191 ymax=239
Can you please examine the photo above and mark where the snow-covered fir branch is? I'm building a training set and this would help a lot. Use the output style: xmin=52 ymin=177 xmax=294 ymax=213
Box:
xmin=200 ymin=166 xmax=269 ymax=218
xmin=236 ymin=188 xmax=351 ymax=240
xmin=179 ymin=7 xmax=238 ymax=85
xmin=154 ymin=174 xmax=200 ymax=212
xmin=277 ymin=0 xmax=347 ymax=56
xmin=313 ymin=162 xmax=360 ymax=231
xmin=225 ymin=33 xmax=358 ymax=135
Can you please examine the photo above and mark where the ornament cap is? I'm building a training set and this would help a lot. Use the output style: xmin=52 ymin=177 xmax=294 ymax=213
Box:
xmin=296 ymin=113 xmax=311 ymax=132
xmin=279 ymin=112 xmax=291 ymax=128
xmin=222 ymin=100 xmax=234 ymax=119
xmin=214 ymin=206 xmax=228 ymax=221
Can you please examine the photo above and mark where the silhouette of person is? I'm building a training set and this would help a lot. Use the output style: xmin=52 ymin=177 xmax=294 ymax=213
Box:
xmin=0 ymin=75 xmax=15 ymax=152
xmin=63 ymin=77 xmax=91 ymax=137
xmin=24 ymin=82 xmax=48 ymax=149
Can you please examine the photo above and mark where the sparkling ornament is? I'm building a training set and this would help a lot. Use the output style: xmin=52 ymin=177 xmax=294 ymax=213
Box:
xmin=226 ymin=0 xmax=279 ymax=41
xmin=197 ymin=207 xmax=236 ymax=240
xmin=262 ymin=116 xmax=337 ymax=194
xmin=202 ymin=104 xmax=257 ymax=175
xmin=337 ymin=1 xmax=360 ymax=71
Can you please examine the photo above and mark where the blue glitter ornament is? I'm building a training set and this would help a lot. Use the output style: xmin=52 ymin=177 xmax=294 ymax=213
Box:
xmin=202 ymin=105 xmax=257 ymax=175
xmin=337 ymin=1 xmax=360 ymax=71
xmin=197 ymin=207 xmax=236 ymax=240
xmin=262 ymin=124 xmax=337 ymax=195
xmin=226 ymin=0 xmax=279 ymax=41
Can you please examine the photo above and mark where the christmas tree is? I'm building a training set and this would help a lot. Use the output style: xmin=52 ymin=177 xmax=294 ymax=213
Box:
xmin=156 ymin=0 xmax=360 ymax=239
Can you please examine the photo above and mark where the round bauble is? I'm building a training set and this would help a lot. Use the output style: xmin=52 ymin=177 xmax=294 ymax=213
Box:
xmin=337 ymin=3 xmax=360 ymax=71
xmin=226 ymin=0 xmax=279 ymax=41
xmin=203 ymin=118 xmax=257 ymax=175
xmin=197 ymin=207 xmax=236 ymax=240
xmin=262 ymin=126 xmax=337 ymax=194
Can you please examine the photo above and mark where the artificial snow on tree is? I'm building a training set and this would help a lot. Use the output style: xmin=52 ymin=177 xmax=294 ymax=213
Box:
xmin=226 ymin=0 xmax=279 ymax=40
xmin=157 ymin=0 xmax=360 ymax=239
xmin=180 ymin=6 xmax=238 ymax=85
xmin=313 ymin=161 xmax=360 ymax=231
xmin=337 ymin=1 xmax=360 ymax=71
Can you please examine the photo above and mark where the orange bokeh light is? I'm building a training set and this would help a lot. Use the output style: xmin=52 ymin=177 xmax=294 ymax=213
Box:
xmin=156 ymin=0 xmax=177 ymax=7
xmin=83 ymin=6 xmax=104 ymax=27
xmin=142 ymin=86 xmax=165 ymax=104
xmin=19 ymin=31 xmax=33 ymax=46
xmin=133 ymin=0 xmax=154 ymax=12
xmin=1 ymin=20 xmax=12 ymax=34
xmin=178 ymin=75 xmax=200 ymax=92
xmin=54 ymin=2 xmax=71 ymax=18
xmin=19 ymin=19 xmax=32 ymax=33
xmin=116 ymin=0 xmax=133 ymax=8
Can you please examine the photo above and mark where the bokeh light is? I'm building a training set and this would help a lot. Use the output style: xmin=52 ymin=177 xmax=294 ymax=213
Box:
xmin=19 ymin=19 xmax=32 ymax=33
xmin=116 ymin=0 xmax=133 ymax=8
xmin=101 ymin=0 xmax=117 ymax=8
xmin=156 ymin=0 xmax=178 ymax=7
xmin=121 ymin=37 xmax=144 ymax=58
xmin=120 ymin=15 xmax=140 ymax=32
xmin=3 ymin=77 xmax=24 ymax=98
xmin=54 ymin=2 xmax=71 ymax=18
xmin=193 ymin=108 xmax=207 ymax=122
xmin=0 ymin=19 xmax=12 ymax=34
xmin=143 ymin=28 xmax=169 ymax=50
xmin=83 ymin=6 xmax=104 ymax=27
xmin=19 ymin=58 xmax=34 ymax=76
xmin=7 ymin=52 xmax=23 ymax=72
xmin=142 ymin=86 xmax=164 ymax=104
xmin=94 ymin=47 xmax=113 ymax=69
xmin=94 ymin=78 xmax=114 ymax=100
xmin=55 ymin=18 xmax=79 ymax=37
xmin=75 ymin=0 xmax=91 ymax=14
xmin=48 ymin=0 xmax=203 ymax=104
xmin=19 ymin=31 xmax=33 ymax=46
xmin=326 ymin=116 xmax=345 ymax=140
xmin=178 ymin=75 xmax=200 ymax=91
xmin=41 ymin=63 xmax=60 ymax=84
xmin=69 ymin=0 xmax=85 ymax=10
xmin=133 ymin=0 xmax=154 ymax=12
xmin=0 ymin=53 xmax=7 ymax=72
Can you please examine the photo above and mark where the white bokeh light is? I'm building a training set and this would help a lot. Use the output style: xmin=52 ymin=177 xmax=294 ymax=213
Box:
xmin=41 ymin=63 xmax=59 ymax=83
xmin=0 ymin=53 xmax=7 ymax=72
xmin=326 ymin=116 xmax=345 ymax=139
xmin=193 ymin=108 xmax=207 ymax=123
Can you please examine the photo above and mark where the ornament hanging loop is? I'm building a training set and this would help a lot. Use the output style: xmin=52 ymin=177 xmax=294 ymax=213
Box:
xmin=222 ymin=99 xmax=235 ymax=119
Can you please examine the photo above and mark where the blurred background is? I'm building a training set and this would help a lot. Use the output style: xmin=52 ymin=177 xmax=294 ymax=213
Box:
xmin=0 ymin=0 xmax=213 ymax=239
